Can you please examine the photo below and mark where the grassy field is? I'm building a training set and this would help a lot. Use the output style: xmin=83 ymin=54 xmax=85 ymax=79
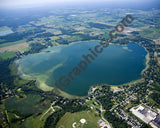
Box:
xmin=56 ymin=111 xmax=100 ymax=128
xmin=18 ymin=47 xmax=30 ymax=52
xmin=50 ymin=36 xmax=59 ymax=41
xmin=7 ymin=111 xmax=50 ymax=128
xmin=22 ymin=108 xmax=50 ymax=128
xmin=0 ymin=40 xmax=25 ymax=48
xmin=0 ymin=51 xmax=16 ymax=59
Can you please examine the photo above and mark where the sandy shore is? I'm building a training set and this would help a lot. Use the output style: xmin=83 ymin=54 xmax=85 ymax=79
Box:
xmin=141 ymin=48 xmax=150 ymax=74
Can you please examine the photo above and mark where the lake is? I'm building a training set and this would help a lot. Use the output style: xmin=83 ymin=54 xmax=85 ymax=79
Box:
xmin=17 ymin=40 xmax=147 ymax=96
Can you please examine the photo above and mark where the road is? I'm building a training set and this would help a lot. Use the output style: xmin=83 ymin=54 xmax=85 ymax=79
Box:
xmin=40 ymin=102 xmax=55 ymax=121
xmin=97 ymin=100 xmax=112 ymax=128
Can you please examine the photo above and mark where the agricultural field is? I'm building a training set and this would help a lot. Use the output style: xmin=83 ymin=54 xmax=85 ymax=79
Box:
xmin=0 ymin=43 xmax=29 ymax=52
xmin=0 ymin=40 xmax=30 ymax=59
xmin=0 ymin=40 xmax=26 ymax=48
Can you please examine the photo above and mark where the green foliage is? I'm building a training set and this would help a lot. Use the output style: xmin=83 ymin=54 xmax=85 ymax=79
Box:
xmin=44 ymin=100 xmax=88 ymax=128
xmin=150 ymin=92 xmax=160 ymax=104
xmin=0 ymin=59 xmax=15 ymax=89
xmin=0 ymin=51 xmax=16 ymax=60
xmin=44 ymin=110 xmax=65 ymax=128
xmin=150 ymin=82 xmax=160 ymax=92
xmin=104 ymin=110 xmax=130 ymax=128
xmin=22 ymin=42 xmax=51 ymax=55
xmin=140 ymin=28 xmax=160 ymax=39
xmin=5 ymin=94 xmax=42 ymax=116
xmin=96 ymin=86 xmax=113 ymax=110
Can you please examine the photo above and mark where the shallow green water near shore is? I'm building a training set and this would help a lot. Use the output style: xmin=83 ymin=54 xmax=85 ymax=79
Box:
xmin=17 ymin=40 xmax=147 ymax=96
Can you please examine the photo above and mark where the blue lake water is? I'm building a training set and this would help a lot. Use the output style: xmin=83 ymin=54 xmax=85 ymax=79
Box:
xmin=0 ymin=30 xmax=13 ymax=36
xmin=17 ymin=40 xmax=147 ymax=96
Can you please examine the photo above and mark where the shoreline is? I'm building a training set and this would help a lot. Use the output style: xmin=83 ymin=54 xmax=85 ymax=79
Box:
xmin=15 ymin=40 xmax=151 ymax=98
xmin=141 ymin=47 xmax=150 ymax=74
xmin=16 ymin=60 xmax=80 ymax=99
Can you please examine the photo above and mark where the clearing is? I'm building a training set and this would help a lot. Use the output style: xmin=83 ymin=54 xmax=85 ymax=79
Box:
xmin=56 ymin=111 xmax=100 ymax=128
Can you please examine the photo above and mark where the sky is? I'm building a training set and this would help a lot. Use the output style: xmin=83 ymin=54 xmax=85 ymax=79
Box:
xmin=0 ymin=0 xmax=159 ymax=9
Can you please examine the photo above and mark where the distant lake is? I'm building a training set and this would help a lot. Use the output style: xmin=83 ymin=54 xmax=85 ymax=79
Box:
xmin=0 ymin=30 xmax=13 ymax=36
xmin=17 ymin=40 xmax=147 ymax=96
